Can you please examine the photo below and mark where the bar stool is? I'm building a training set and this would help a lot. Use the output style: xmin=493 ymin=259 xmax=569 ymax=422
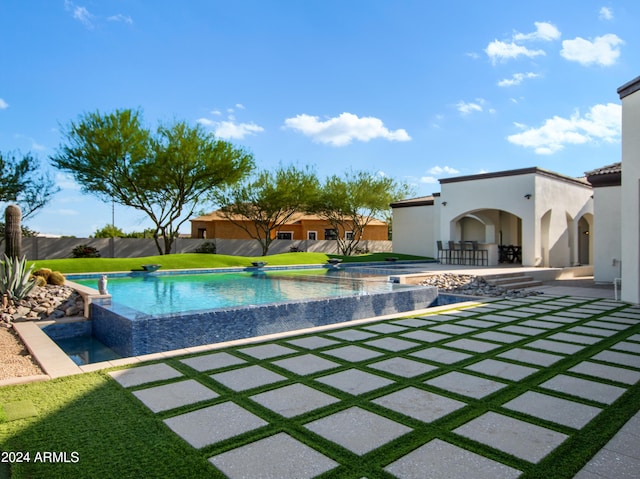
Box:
xmin=436 ymin=240 xmax=448 ymax=263
xmin=471 ymin=241 xmax=488 ymax=266
xmin=460 ymin=241 xmax=473 ymax=265
xmin=447 ymin=241 xmax=460 ymax=264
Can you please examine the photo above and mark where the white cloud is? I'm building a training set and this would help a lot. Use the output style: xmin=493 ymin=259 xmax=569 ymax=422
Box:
xmin=419 ymin=176 xmax=438 ymax=184
xmin=560 ymin=34 xmax=624 ymax=66
xmin=283 ymin=112 xmax=411 ymax=146
xmin=107 ymin=14 xmax=133 ymax=24
xmin=507 ymin=102 xmax=621 ymax=154
xmin=485 ymin=40 xmax=546 ymax=64
xmin=513 ymin=22 xmax=561 ymax=42
xmin=0 ymin=98 xmax=8 ymax=109
xmin=210 ymin=120 xmax=264 ymax=140
xmin=497 ymin=72 xmax=540 ymax=87
xmin=456 ymin=100 xmax=484 ymax=115
xmin=235 ymin=103 xmax=245 ymax=110
xmin=599 ymin=7 xmax=613 ymax=20
xmin=65 ymin=1 xmax=95 ymax=28
xmin=428 ymin=166 xmax=460 ymax=175
xmin=196 ymin=118 xmax=214 ymax=126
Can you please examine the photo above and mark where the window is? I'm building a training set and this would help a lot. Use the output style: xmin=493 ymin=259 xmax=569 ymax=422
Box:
xmin=276 ymin=231 xmax=293 ymax=240
xmin=324 ymin=229 xmax=338 ymax=240
xmin=307 ymin=231 xmax=317 ymax=240
xmin=197 ymin=228 xmax=206 ymax=239
xmin=345 ymin=231 xmax=354 ymax=240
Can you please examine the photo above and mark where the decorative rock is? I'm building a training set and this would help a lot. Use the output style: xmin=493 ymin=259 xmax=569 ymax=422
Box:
xmin=419 ymin=274 xmax=541 ymax=298
xmin=0 ymin=285 xmax=86 ymax=323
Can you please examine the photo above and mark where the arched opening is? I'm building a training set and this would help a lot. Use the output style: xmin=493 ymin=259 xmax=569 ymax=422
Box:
xmin=578 ymin=214 xmax=593 ymax=265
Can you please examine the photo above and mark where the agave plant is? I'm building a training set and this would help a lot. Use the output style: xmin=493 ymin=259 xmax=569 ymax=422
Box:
xmin=0 ymin=254 xmax=36 ymax=302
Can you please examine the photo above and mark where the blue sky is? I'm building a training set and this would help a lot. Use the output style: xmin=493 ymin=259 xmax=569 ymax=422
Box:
xmin=0 ymin=1 xmax=637 ymax=237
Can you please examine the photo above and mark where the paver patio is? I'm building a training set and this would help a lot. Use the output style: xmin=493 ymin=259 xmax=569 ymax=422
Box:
xmin=106 ymin=292 xmax=640 ymax=478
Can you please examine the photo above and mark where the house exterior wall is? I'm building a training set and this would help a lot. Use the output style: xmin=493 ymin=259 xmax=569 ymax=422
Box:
xmin=620 ymin=76 xmax=640 ymax=304
xmin=440 ymin=172 xmax=536 ymax=264
xmin=191 ymin=216 xmax=388 ymax=241
xmin=391 ymin=203 xmax=438 ymax=257
xmin=592 ymin=185 xmax=622 ymax=282
xmin=392 ymin=167 xmax=592 ymax=267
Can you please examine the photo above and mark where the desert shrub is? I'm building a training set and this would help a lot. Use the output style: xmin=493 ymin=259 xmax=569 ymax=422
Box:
xmin=71 ymin=244 xmax=101 ymax=258
xmin=194 ymin=241 xmax=217 ymax=254
xmin=32 ymin=275 xmax=47 ymax=287
xmin=0 ymin=255 xmax=36 ymax=301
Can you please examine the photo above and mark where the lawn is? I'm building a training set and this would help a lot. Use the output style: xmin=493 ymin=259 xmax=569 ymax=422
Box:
xmin=27 ymin=252 xmax=432 ymax=274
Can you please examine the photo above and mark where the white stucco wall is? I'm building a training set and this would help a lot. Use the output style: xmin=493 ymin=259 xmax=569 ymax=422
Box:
xmin=621 ymin=79 xmax=640 ymax=304
xmin=439 ymin=173 xmax=535 ymax=252
xmin=392 ymin=168 xmax=592 ymax=267
xmin=534 ymin=174 xmax=593 ymax=268
xmin=592 ymin=186 xmax=622 ymax=283
xmin=391 ymin=203 xmax=438 ymax=257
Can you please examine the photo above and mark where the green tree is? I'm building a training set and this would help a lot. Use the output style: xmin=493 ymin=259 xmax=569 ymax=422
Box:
xmin=0 ymin=150 xmax=58 ymax=219
xmin=50 ymin=109 xmax=254 ymax=254
xmin=312 ymin=170 xmax=412 ymax=255
xmin=93 ymin=224 xmax=126 ymax=238
xmin=212 ymin=165 xmax=319 ymax=256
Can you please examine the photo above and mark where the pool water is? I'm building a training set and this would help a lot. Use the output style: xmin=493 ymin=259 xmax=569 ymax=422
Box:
xmin=54 ymin=335 xmax=122 ymax=365
xmin=72 ymin=270 xmax=395 ymax=316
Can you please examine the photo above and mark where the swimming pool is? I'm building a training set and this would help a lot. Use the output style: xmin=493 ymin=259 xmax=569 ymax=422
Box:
xmin=71 ymin=269 xmax=398 ymax=316
xmin=49 ymin=266 xmax=442 ymax=361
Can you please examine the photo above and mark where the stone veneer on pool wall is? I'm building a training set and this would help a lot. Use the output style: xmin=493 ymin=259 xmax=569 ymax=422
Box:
xmin=90 ymin=286 xmax=439 ymax=357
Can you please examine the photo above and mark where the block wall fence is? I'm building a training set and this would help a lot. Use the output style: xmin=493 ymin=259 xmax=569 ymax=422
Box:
xmin=19 ymin=237 xmax=393 ymax=260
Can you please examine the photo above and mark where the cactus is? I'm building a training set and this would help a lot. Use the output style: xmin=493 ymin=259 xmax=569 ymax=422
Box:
xmin=4 ymin=204 xmax=22 ymax=260
xmin=0 ymin=254 xmax=36 ymax=301
xmin=48 ymin=271 xmax=66 ymax=286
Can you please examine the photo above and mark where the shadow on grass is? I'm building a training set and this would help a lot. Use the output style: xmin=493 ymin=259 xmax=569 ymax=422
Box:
xmin=0 ymin=372 xmax=218 ymax=479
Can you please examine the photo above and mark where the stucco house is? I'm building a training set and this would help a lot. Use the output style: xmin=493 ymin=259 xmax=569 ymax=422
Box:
xmin=585 ymin=163 xmax=621 ymax=283
xmin=190 ymin=210 xmax=388 ymax=241
xmin=392 ymin=167 xmax=594 ymax=268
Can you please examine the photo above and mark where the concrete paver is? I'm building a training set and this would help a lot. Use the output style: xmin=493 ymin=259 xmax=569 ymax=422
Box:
xmin=179 ymin=351 xmax=246 ymax=372
xmin=410 ymin=346 xmax=472 ymax=364
xmin=250 ymin=383 xmax=339 ymax=417
xmin=367 ymin=357 xmax=438 ymax=377
xmin=109 ymin=362 xmax=182 ymax=387
xmin=304 ymin=406 xmax=412 ymax=455
xmin=315 ymin=369 xmax=394 ymax=395
xmin=372 ymin=387 xmax=466 ymax=423
xmin=321 ymin=345 xmax=384 ymax=362
xmin=503 ymin=391 xmax=602 ymax=429
xmin=132 ymin=379 xmax=218 ymax=413
xmin=453 ymin=411 xmax=568 ymax=463
xmin=425 ymin=371 xmax=507 ymax=399
xmin=164 ymin=402 xmax=268 ymax=448
xmin=210 ymin=365 xmax=287 ymax=392
xmin=540 ymin=374 xmax=627 ymax=405
xmin=465 ymin=358 xmax=539 ymax=381
xmin=272 ymin=354 xmax=340 ymax=375
xmin=385 ymin=438 xmax=522 ymax=479
xmin=209 ymin=432 xmax=338 ymax=479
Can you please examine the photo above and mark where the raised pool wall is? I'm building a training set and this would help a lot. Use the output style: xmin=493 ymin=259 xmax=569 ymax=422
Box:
xmin=90 ymin=286 xmax=438 ymax=357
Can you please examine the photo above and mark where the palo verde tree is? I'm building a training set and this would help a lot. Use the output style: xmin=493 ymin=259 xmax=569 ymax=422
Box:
xmin=50 ymin=109 xmax=255 ymax=254
xmin=212 ymin=165 xmax=319 ymax=256
xmin=312 ymin=169 xmax=413 ymax=255
xmin=0 ymin=150 xmax=58 ymax=220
